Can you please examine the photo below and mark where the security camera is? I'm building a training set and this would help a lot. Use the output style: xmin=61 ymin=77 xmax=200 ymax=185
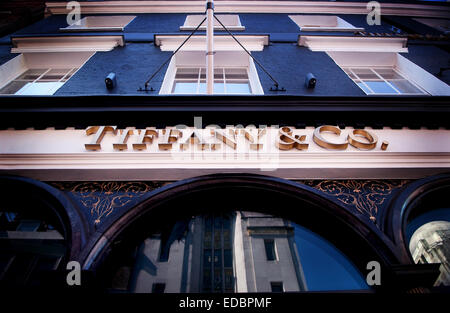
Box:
xmin=105 ymin=72 xmax=116 ymax=89
xmin=305 ymin=73 xmax=316 ymax=89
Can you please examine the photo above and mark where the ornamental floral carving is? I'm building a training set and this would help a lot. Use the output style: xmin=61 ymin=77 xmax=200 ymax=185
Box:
xmin=302 ymin=180 xmax=409 ymax=223
xmin=52 ymin=181 xmax=166 ymax=224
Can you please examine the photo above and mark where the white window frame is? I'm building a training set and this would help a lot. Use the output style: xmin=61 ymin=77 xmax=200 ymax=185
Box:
xmin=6 ymin=68 xmax=77 ymax=95
xmin=60 ymin=15 xmax=136 ymax=32
xmin=0 ymin=52 xmax=94 ymax=95
xmin=180 ymin=14 xmax=245 ymax=31
xmin=328 ymin=51 xmax=450 ymax=96
xmin=342 ymin=66 xmax=428 ymax=95
xmin=289 ymin=15 xmax=364 ymax=32
xmin=171 ymin=67 xmax=253 ymax=95
xmin=159 ymin=51 xmax=264 ymax=95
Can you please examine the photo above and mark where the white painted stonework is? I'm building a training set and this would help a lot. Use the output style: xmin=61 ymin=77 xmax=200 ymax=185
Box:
xmin=0 ymin=127 xmax=449 ymax=180
xmin=45 ymin=1 xmax=450 ymax=19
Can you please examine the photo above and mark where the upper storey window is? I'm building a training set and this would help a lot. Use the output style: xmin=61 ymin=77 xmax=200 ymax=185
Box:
xmin=180 ymin=15 xmax=245 ymax=31
xmin=289 ymin=15 xmax=364 ymax=32
xmin=1 ymin=68 xmax=77 ymax=95
xmin=172 ymin=67 xmax=251 ymax=95
xmin=159 ymin=51 xmax=263 ymax=95
xmin=60 ymin=16 xmax=136 ymax=31
xmin=328 ymin=51 xmax=450 ymax=96
xmin=342 ymin=67 xmax=427 ymax=95
xmin=0 ymin=52 xmax=94 ymax=95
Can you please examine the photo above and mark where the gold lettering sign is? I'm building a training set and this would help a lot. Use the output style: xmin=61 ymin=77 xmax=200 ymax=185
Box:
xmin=84 ymin=126 xmax=384 ymax=151
xmin=158 ymin=128 xmax=182 ymax=150
xmin=213 ymin=128 xmax=237 ymax=150
xmin=276 ymin=126 xmax=309 ymax=150
xmin=313 ymin=125 xmax=348 ymax=150
xmin=244 ymin=127 xmax=266 ymax=151
xmin=113 ymin=128 xmax=134 ymax=150
xmin=181 ymin=129 xmax=220 ymax=150
xmin=85 ymin=126 xmax=117 ymax=150
xmin=347 ymin=129 xmax=378 ymax=150
xmin=133 ymin=128 xmax=158 ymax=151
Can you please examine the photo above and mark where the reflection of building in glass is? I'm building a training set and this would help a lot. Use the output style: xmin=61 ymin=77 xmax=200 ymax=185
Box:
xmin=409 ymin=221 xmax=450 ymax=286
xmin=125 ymin=212 xmax=306 ymax=293
xmin=0 ymin=210 xmax=65 ymax=287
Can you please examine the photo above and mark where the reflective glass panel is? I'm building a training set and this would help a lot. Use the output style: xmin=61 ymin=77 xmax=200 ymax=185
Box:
xmin=105 ymin=211 xmax=369 ymax=293
xmin=172 ymin=82 xmax=198 ymax=94
xmin=388 ymin=79 xmax=424 ymax=94
xmin=363 ymin=81 xmax=397 ymax=94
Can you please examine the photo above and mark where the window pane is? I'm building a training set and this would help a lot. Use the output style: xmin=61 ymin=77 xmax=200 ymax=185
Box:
xmin=203 ymin=268 xmax=211 ymax=291
xmin=103 ymin=211 xmax=369 ymax=292
xmin=198 ymin=81 xmax=206 ymax=94
xmin=225 ymin=68 xmax=248 ymax=80
xmin=199 ymin=68 xmax=206 ymax=79
xmin=224 ymin=249 xmax=232 ymax=267
xmin=343 ymin=68 xmax=356 ymax=80
xmin=16 ymin=220 xmax=41 ymax=232
xmin=373 ymin=68 xmax=403 ymax=80
xmin=172 ymin=81 xmax=198 ymax=94
xmin=214 ymin=68 xmax=223 ymax=79
xmin=14 ymin=82 xmax=64 ymax=95
xmin=226 ymin=81 xmax=251 ymax=94
xmin=363 ymin=81 xmax=397 ymax=94
xmin=40 ymin=69 xmax=72 ymax=81
xmin=214 ymin=81 xmax=225 ymax=93
xmin=16 ymin=69 xmax=47 ymax=81
xmin=0 ymin=81 xmax=28 ymax=94
xmin=61 ymin=68 xmax=78 ymax=82
xmin=388 ymin=79 xmax=424 ymax=94
xmin=175 ymin=68 xmax=199 ymax=80
xmin=204 ymin=249 xmax=212 ymax=267
xmin=152 ymin=283 xmax=166 ymax=293
xmin=406 ymin=207 xmax=450 ymax=287
xmin=159 ymin=239 xmax=170 ymax=262
xmin=0 ymin=200 xmax=66 ymax=287
xmin=264 ymin=239 xmax=276 ymax=261
xmin=214 ymin=268 xmax=222 ymax=291
xmin=271 ymin=282 xmax=284 ymax=292
xmin=214 ymin=249 xmax=222 ymax=267
xmin=351 ymin=68 xmax=378 ymax=80
xmin=355 ymin=81 xmax=371 ymax=94
xmin=224 ymin=268 xmax=234 ymax=291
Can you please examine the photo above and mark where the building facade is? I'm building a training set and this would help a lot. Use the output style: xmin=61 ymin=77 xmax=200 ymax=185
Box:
xmin=0 ymin=0 xmax=449 ymax=293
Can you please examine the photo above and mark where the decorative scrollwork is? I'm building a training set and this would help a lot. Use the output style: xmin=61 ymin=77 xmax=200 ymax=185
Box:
xmin=51 ymin=179 xmax=408 ymax=226
xmin=302 ymin=180 xmax=409 ymax=223
xmin=52 ymin=181 xmax=166 ymax=225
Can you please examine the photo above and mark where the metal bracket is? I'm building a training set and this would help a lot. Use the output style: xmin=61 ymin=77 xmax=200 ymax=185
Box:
xmin=270 ymin=85 xmax=286 ymax=92
xmin=138 ymin=86 xmax=155 ymax=93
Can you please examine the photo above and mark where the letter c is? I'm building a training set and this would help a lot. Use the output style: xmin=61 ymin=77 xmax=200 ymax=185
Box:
xmin=313 ymin=125 xmax=348 ymax=150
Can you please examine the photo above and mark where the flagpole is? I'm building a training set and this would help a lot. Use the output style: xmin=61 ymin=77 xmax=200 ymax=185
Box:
xmin=206 ymin=0 xmax=214 ymax=95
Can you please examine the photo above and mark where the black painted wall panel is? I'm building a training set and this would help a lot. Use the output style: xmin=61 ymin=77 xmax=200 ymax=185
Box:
xmin=55 ymin=42 xmax=364 ymax=96
xmin=252 ymin=43 xmax=364 ymax=96
xmin=55 ymin=43 xmax=172 ymax=95
xmin=402 ymin=45 xmax=450 ymax=85
xmin=0 ymin=45 xmax=17 ymax=65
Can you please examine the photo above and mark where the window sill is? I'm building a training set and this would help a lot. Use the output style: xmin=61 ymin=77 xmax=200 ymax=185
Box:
xmin=179 ymin=26 xmax=245 ymax=32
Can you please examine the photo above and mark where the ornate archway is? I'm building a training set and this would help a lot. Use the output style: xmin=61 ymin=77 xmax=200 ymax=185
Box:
xmin=81 ymin=174 xmax=404 ymax=291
